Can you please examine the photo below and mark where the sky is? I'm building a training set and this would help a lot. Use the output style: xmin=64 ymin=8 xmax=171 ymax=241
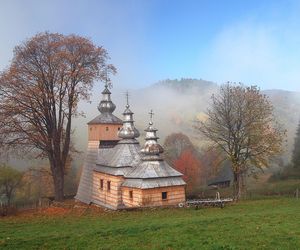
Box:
xmin=0 ymin=0 xmax=300 ymax=91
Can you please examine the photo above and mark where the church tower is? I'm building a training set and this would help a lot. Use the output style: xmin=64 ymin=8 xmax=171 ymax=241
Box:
xmin=87 ymin=83 xmax=122 ymax=148
xmin=76 ymin=83 xmax=122 ymax=204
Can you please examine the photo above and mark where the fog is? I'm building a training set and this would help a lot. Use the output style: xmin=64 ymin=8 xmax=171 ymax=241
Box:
xmin=3 ymin=78 xmax=299 ymax=170
xmin=72 ymin=79 xmax=300 ymax=167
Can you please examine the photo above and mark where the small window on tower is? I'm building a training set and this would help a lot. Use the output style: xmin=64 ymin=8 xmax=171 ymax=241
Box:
xmin=162 ymin=192 xmax=167 ymax=200
xmin=107 ymin=181 xmax=111 ymax=191
xmin=129 ymin=190 xmax=133 ymax=199
xmin=106 ymin=127 xmax=109 ymax=131
xmin=99 ymin=179 xmax=103 ymax=190
xmin=118 ymin=127 xmax=120 ymax=131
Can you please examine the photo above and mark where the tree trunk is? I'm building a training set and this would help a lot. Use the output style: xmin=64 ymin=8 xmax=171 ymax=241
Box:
xmin=53 ymin=170 xmax=64 ymax=201
xmin=5 ymin=184 xmax=12 ymax=207
xmin=233 ymin=172 xmax=243 ymax=201
xmin=7 ymin=194 xmax=11 ymax=207
xmin=49 ymin=158 xmax=65 ymax=202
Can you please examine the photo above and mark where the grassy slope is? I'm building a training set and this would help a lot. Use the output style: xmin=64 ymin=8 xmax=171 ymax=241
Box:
xmin=1 ymin=198 xmax=300 ymax=250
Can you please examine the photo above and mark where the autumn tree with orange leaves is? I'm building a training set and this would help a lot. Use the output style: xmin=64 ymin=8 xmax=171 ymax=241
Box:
xmin=173 ymin=149 xmax=202 ymax=194
xmin=164 ymin=133 xmax=203 ymax=194
xmin=0 ymin=32 xmax=115 ymax=201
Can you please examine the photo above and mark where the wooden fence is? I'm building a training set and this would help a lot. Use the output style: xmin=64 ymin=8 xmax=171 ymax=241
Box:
xmin=0 ymin=194 xmax=76 ymax=216
xmin=0 ymin=198 xmax=52 ymax=216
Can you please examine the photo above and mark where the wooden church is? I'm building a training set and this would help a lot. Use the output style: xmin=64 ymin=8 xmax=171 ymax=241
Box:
xmin=76 ymin=84 xmax=186 ymax=209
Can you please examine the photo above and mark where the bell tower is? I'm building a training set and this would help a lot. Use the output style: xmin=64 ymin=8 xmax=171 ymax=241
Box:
xmin=87 ymin=83 xmax=122 ymax=148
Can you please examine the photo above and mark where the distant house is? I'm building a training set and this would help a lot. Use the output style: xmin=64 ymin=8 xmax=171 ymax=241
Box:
xmin=207 ymin=163 xmax=233 ymax=188
xmin=76 ymin=84 xmax=186 ymax=210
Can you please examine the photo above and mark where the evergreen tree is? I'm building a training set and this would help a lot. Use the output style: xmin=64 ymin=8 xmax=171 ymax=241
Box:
xmin=292 ymin=120 xmax=300 ymax=168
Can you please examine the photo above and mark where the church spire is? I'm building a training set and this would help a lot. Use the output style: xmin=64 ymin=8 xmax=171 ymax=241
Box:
xmin=97 ymin=76 xmax=116 ymax=114
xmin=118 ymin=91 xmax=140 ymax=139
xmin=141 ymin=110 xmax=164 ymax=159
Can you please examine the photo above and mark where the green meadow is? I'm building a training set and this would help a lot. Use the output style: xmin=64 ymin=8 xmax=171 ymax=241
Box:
xmin=1 ymin=197 xmax=300 ymax=250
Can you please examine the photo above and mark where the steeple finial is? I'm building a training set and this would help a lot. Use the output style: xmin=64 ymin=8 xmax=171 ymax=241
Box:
xmin=125 ymin=91 xmax=130 ymax=108
xmin=104 ymin=70 xmax=109 ymax=89
xmin=149 ymin=109 xmax=154 ymax=125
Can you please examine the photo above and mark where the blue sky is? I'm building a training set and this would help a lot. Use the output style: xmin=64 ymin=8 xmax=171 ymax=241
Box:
xmin=0 ymin=0 xmax=300 ymax=91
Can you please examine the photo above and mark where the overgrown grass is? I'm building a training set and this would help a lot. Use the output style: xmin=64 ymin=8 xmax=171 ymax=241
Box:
xmin=1 ymin=198 xmax=300 ymax=249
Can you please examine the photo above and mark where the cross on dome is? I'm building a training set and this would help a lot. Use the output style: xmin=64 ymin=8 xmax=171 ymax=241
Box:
xmin=149 ymin=109 xmax=154 ymax=125
xmin=104 ymin=69 xmax=109 ymax=89
xmin=125 ymin=91 xmax=130 ymax=108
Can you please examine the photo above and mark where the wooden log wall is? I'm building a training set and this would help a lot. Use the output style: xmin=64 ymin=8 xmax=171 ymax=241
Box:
xmin=92 ymin=172 xmax=124 ymax=209
xmin=122 ymin=185 xmax=186 ymax=208
xmin=122 ymin=187 xmax=143 ymax=207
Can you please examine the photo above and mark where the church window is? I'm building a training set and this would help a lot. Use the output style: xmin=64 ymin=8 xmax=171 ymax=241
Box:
xmin=107 ymin=181 xmax=111 ymax=191
xmin=129 ymin=190 xmax=133 ymax=199
xmin=162 ymin=192 xmax=167 ymax=200
xmin=118 ymin=127 xmax=120 ymax=131
xmin=106 ymin=127 xmax=109 ymax=131
xmin=100 ymin=179 xmax=103 ymax=189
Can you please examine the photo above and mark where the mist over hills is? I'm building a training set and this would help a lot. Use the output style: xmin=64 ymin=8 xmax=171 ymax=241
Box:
xmin=73 ymin=79 xmax=219 ymax=152
xmin=73 ymin=79 xmax=300 ymax=164
xmin=5 ymin=78 xmax=300 ymax=170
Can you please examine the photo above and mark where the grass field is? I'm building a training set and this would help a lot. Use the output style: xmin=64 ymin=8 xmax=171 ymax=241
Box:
xmin=1 ymin=197 xmax=300 ymax=249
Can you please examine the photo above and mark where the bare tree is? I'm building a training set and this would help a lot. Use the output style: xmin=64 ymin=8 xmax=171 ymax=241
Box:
xmin=0 ymin=32 xmax=116 ymax=201
xmin=195 ymin=83 xmax=285 ymax=200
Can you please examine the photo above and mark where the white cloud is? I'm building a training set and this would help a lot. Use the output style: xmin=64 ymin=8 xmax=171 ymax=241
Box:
xmin=202 ymin=19 xmax=300 ymax=91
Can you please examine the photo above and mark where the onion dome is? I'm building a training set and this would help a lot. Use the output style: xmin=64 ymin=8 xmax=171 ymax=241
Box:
xmin=97 ymin=83 xmax=116 ymax=113
xmin=118 ymin=92 xmax=140 ymax=139
xmin=141 ymin=110 xmax=164 ymax=159
xmin=88 ymin=83 xmax=122 ymax=125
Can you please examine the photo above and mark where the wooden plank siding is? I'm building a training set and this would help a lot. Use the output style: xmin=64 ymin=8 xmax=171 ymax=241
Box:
xmin=122 ymin=187 xmax=143 ymax=207
xmin=75 ymin=141 xmax=99 ymax=204
xmin=92 ymin=172 xmax=124 ymax=209
xmin=121 ymin=185 xmax=186 ymax=208
xmin=88 ymin=124 xmax=121 ymax=141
